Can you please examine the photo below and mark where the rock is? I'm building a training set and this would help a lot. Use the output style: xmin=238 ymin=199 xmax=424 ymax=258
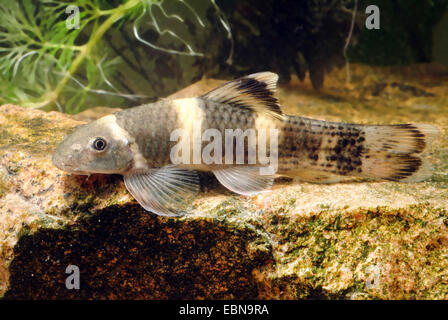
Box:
xmin=166 ymin=77 xmax=225 ymax=100
xmin=70 ymin=107 xmax=123 ymax=122
xmin=0 ymin=64 xmax=447 ymax=299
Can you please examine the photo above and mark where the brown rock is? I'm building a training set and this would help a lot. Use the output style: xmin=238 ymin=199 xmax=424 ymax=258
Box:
xmin=70 ymin=107 xmax=123 ymax=122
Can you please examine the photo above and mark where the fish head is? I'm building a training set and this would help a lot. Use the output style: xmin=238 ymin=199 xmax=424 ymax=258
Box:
xmin=52 ymin=115 xmax=134 ymax=175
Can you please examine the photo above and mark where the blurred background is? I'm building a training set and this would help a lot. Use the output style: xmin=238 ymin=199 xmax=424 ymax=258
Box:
xmin=0 ymin=0 xmax=447 ymax=113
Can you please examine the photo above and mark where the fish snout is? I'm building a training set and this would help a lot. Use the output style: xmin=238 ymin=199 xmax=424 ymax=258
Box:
xmin=52 ymin=145 xmax=79 ymax=172
xmin=52 ymin=150 xmax=69 ymax=171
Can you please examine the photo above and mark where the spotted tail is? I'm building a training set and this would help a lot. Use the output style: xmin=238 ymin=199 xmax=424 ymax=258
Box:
xmin=279 ymin=116 xmax=439 ymax=183
xmin=358 ymin=123 xmax=439 ymax=182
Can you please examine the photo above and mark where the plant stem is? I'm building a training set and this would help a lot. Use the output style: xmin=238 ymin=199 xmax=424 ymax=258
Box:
xmin=42 ymin=0 xmax=141 ymax=110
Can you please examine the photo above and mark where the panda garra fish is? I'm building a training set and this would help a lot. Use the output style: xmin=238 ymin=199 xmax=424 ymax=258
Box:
xmin=52 ymin=72 xmax=439 ymax=216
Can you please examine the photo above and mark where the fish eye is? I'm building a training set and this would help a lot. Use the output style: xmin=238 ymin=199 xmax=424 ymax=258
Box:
xmin=92 ymin=137 xmax=107 ymax=151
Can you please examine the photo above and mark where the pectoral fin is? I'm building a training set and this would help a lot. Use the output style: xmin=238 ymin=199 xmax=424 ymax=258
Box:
xmin=123 ymin=166 xmax=199 ymax=216
xmin=212 ymin=166 xmax=275 ymax=196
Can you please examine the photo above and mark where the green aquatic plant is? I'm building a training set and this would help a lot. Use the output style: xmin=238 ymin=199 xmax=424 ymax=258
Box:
xmin=0 ymin=0 xmax=231 ymax=113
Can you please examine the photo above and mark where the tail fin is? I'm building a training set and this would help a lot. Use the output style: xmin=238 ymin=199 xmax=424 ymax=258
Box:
xmin=361 ymin=124 xmax=439 ymax=182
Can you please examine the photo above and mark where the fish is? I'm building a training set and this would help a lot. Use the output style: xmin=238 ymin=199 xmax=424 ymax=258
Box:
xmin=52 ymin=72 xmax=439 ymax=216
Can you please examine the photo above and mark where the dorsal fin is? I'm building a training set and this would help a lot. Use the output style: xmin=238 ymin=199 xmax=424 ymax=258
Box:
xmin=200 ymin=72 xmax=284 ymax=120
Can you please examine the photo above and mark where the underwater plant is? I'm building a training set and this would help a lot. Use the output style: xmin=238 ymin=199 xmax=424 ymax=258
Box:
xmin=1 ymin=0 xmax=445 ymax=113
xmin=0 ymin=0 xmax=231 ymax=113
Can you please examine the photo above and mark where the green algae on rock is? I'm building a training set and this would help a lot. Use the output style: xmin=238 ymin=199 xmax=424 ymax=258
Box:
xmin=0 ymin=64 xmax=447 ymax=299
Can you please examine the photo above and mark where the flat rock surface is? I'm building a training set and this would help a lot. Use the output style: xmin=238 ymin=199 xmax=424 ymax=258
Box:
xmin=0 ymin=64 xmax=447 ymax=299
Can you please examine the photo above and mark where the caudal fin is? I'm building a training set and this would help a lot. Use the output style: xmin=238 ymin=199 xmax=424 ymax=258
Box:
xmin=361 ymin=124 xmax=439 ymax=182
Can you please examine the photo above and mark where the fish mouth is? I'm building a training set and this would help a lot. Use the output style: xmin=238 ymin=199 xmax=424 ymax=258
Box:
xmin=60 ymin=167 xmax=91 ymax=176
xmin=65 ymin=168 xmax=91 ymax=175
xmin=55 ymin=164 xmax=90 ymax=175
xmin=52 ymin=154 xmax=90 ymax=175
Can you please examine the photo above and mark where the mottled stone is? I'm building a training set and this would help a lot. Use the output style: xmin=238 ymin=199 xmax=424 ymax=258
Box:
xmin=0 ymin=64 xmax=447 ymax=299
xmin=70 ymin=107 xmax=123 ymax=122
